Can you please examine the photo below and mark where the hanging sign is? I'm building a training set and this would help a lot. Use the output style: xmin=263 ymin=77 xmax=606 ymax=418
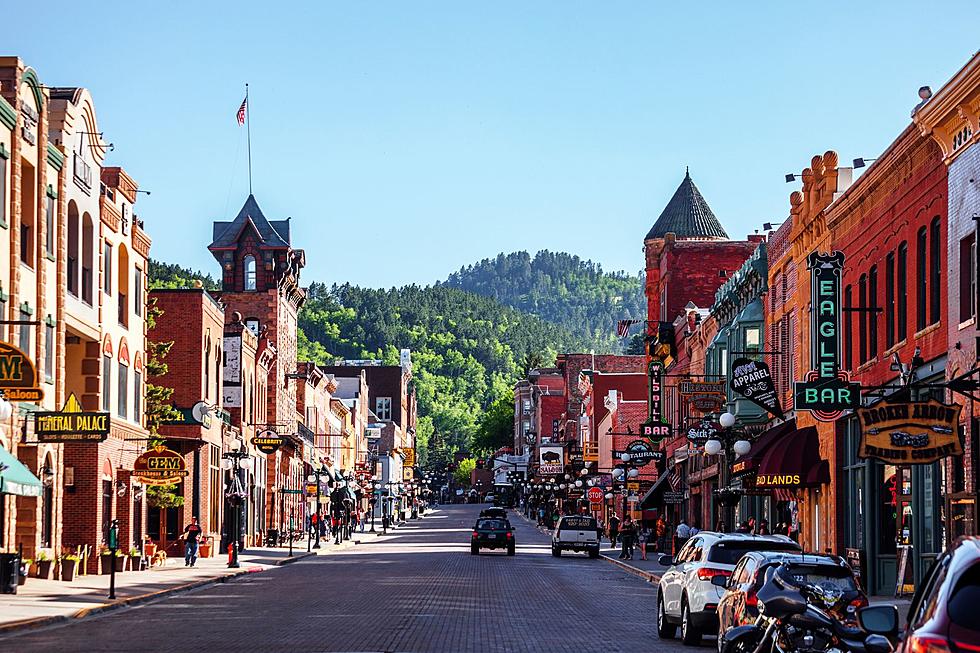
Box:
xmin=794 ymin=251 xmax=861 ymax=420
xmin=857 ymin=399 xmax=962 ymax=464
xmin=678 ymin=380 xmax=726 ymax=413
xmin=251 ymin=429 xmax=283 ymax=455
xmin=133 ymin=446 xmax=188 ymax=486
xmin=539 ymin=445 xmax=563 ymax=475
xmin=642 ymin=359 xmax=671 ymax=443
xmin=615 ymin=440 xmax=664 ymax=465
xmin=686 ymin=421 xmax=717 ymax=443
xmin=731 ymin=358 xmax=784 ymax=419
xmin=0 ymin=341 xmax=44 ymax=402
xmin=403 ymin=448 xmax=415 ymax=467
xmin=34 ymin=394 xmax=110 ymax=442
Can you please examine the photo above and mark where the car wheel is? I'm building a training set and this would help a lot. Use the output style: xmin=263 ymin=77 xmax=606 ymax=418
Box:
xmin=507 ymin=545 xmax=516 ymax=556
xmin=552 ymin=546 xmax=561 ymax=557
xmin=470 ymin=545 xmax=479 ymax=555
xmin=681 ymin=599 xmax=701 ymax=646
xmin=657 ymin=595 xmax=677 ymax=639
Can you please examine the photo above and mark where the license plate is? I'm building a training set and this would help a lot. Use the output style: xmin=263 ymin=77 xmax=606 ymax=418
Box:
xmin=488 ymin=534 xmax=497 ymax=539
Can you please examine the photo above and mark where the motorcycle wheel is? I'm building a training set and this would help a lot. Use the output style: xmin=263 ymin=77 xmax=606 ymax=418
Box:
xmin=720 ymin=631 xmax=768 ymax=653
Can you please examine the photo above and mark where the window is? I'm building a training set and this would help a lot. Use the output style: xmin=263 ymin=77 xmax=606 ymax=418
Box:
xmin=215 ymin=346 xmax=221 ymax=402
xmin=104 ymin=242 xmax=112 ymax=295
xmin=45 ymin=193 xmax=54 ymax=257
xmin=133 ymin=370 xmax=142 ymax=425
xmin=376 ymin=397 xmax=392 ymax=421
xmin=244 ymin=255 xmax=256 ymax=291
xmin=858 ymin=274 xmax=867 ymax=363
xmin=0 ymin=155 xmax=6 ymax=226
xmin=245 ymin=319 xmax=259 ymax=337
xmin=868 ymin=265 xmax=878 ymax=359
xmin=18 ymin=310 xmax=30 ymax=357
xmin=744 ymin=326 xmax=761 ymax=351
xmin=917 ymin=227 xmax=927 ymax=331
xmin=522 ymin=399 xmax=531 ymax=413
xmin=209 ymin=445 xmax=222 ymax=538
xmin=898 ymin=242 xmax=908 ymax=340
xmin=118 ymin=362 xmax=128 ymax=419
xmin=44 ymin=323 xmax=54 ymax=380
xmin=930 ymin=217 xmax=941 ymax=325
xmin=522 ymin=420 xmax=530 ymax=435
xmin=134 ymin=267 xmax=143 ymax=317
xmin=961 ymin=235 xmax=977 ymax=322
xmin=204 ymin=339 xmax=211 ymax=401
xmin=19 ymin=162 xmax=34 ymax=267
xmin=41 ymin=457 xmax=53 ymax=547
xmin=19 ymin=220 xmax=31 ymax=265
xmin=844 ymin=285 xmax=853 ymax=370
xmin=885 ymin=254 xmax=895 ymax=347
xmin=102 ymin=355 xmax=111 ymax=412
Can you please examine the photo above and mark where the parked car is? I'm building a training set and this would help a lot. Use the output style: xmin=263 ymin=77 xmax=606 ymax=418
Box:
xmin=552 ymin=515 xmax=600 ymax=558
xmin=716 ymin=551 xmax=868 ymax=647
xmin=657 ymin=531 xmax=802 ymax=645
xmin=890 ymin=536 xmax=980 ymax=653
xmin=480 ymin=507 xmax=508 ymax=520
xmin=471 ymin=518 xmax=515 ymax=556
xmin=484 ymin=493 xmax=496 ymax=504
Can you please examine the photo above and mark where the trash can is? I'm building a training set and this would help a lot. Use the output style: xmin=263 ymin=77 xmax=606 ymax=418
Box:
xmin=265 ymin=529 xmax=279 ymax=547
xmin=0 ymin=552 xmax=20 ymax=594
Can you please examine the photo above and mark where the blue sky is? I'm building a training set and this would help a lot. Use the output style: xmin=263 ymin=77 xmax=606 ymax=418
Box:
xmin=7 ymin=3 xmax=977 ymax=287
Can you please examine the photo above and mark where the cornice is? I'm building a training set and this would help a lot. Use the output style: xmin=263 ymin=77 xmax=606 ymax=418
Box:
xmin=913 ymin=51 xmax=980 ymax=163
xmin=0 ymin=95 xmax=15 ymax=130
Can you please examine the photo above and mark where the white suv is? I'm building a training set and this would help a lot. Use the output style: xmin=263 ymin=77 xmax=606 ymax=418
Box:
xmin=551 ymin=515 xmax=600 ymax=558
xmin=656 ymin=532 xmax=801 ymax=645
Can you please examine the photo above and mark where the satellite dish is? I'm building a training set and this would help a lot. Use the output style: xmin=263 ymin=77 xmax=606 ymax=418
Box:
xmin=192 ymin=401 xmax=212 ymax=424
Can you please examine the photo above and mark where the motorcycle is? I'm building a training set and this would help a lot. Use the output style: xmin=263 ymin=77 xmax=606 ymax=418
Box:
xmin=719 ymin=563 xmax=898 ymax=653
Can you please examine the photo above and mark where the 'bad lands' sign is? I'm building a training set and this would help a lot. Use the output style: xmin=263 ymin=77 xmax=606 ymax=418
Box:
xmin=857 ymin=399 xmax=962 ymax=464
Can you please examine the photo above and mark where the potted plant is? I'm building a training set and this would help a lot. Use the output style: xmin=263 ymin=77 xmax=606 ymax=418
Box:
xmin=199 ymin=536 xmax=212 ymax=559
xmin=18 ymin=558 xmax=31 ymax=586
xmin=35 ymin=550 xmax=53 ymax=579
xmin=113 ymin=549 xmax=127 ymax=573
xmin=128 ymin=547 xmax=143 ymax=570
xmin=59 ymin=554 xmax=80 ymax=581
xmin=99 ymin=546 xmax=113 ymax=575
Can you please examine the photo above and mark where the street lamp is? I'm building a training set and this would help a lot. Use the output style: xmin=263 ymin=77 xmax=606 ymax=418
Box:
xmin=706 ymin=411 xmax=752 ymax=531
xmin=306 ymin=464 xmax=330 ymax=549
xmin=222 ymin=446 xmax=250 ymax=568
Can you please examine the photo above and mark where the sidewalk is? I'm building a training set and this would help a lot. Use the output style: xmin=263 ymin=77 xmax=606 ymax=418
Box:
xmin=0 ymin=527 xmax=386 ymax=635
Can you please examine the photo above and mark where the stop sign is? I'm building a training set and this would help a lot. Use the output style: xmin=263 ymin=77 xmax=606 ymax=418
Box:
xmin=587 ymin=487 xmax=604 ymax=503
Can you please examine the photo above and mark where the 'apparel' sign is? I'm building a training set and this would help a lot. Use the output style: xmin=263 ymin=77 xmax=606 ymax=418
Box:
xmin=857 ymin=399 xmax=962 ymax=464
xmin=794 ymin=251 xmax=861 ymax=419
xmin=730 ymin=358 xmax=783 ymax=419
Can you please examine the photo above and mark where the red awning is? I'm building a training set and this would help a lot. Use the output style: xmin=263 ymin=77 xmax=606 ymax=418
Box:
xmin=730 ymin=419 xmax=797 ymax=478
xmin=755 ymin=426 xmax=830 ymax=488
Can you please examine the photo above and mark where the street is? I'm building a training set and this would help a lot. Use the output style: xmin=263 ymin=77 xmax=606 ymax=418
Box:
xmin=0 ymin=504 xmax=693 ymax=653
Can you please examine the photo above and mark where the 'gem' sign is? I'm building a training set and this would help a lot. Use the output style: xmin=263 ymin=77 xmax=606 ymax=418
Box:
xmin=133 ymin=446 xmax=189 ymax=486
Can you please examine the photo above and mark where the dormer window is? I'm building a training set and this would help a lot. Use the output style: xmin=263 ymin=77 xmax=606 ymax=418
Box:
xmin=244 ymin=255 xmax=256 ymax=291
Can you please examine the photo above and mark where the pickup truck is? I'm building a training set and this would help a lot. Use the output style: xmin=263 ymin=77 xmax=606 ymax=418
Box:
xmin=552 ymin=515 xmax=600 ymax=558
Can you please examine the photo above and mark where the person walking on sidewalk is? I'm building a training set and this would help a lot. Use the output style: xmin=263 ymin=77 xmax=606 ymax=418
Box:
xmin=608 ymin=514 xmax=620 ymax=547
xmin=675 ymin=518 xmax=691 ymax=554
xmin=637 ymin=523 xmax=651 ymax=560
xmin=618 ymin=517 xmax=636 ymax=560
xmin=655 ymin=516 xmax=667 ymax=553
xmin=182 ymin=516 xmax=203 ymax=567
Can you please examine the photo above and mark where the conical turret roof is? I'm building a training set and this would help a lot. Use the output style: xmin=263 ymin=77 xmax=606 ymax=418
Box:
xmin=646 ymin=169 xmax=728 ymax=240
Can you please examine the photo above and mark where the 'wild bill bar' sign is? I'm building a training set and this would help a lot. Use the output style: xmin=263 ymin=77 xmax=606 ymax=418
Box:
xmin=857 ymin=399 xmax=962 ymax=464
xmin=642 ymin=359 xmax=671 ymax=443
xmin=794 ymin=251 xmax=861 ymax=420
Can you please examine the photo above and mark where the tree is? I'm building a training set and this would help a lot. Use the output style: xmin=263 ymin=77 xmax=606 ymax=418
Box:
xmin=625 ymin=333 xmax=647 ymax=355
xmin=143 ymin=298 xmax=184 ymax=509
xmin=471 ymin=392 xmax=515 ymax=455
xmin=453 ymin=458 xmax=476 ymax=487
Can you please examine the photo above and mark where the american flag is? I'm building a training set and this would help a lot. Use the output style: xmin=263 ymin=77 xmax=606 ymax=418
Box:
xmin=237 ymin=97 xmax=247 ymax=126
xmin=667 ymin=469 xmax=681 ymax=491
xmin=577 ymin=370 xmax=591 ymax=397
xmin=617 ymin=319 xmax=641 ymax=338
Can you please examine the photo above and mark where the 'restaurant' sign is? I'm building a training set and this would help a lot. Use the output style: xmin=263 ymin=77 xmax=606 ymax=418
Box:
xmin=0 ymin=341 xmax=44 ymax=402
xmin=35 ymin=394 xmax=110 ymax=442
xmin=731 ymin=358 xmax=784 ymax=419
xmin=857 ymin=399 xmax=962 ymax=464
xmin=251 ymin=429 xmax=283 ymax=455
xmin=679 ymin=379 xmax=726 ymax=413
xmin=133 ymin=446 xmax=189 ymax=486
xmin=615 ymin=440 xmax=664 ymax=465
xmin=642 ymin=360 xmax=671 ymax=443
xmin=794 ymin=251 xmax=861 ymax=420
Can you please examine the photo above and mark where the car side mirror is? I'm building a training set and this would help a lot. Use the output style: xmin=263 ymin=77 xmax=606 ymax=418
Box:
xmin=857 ymin=605 xmax=899 ymax=637
xmin=710 ymin=574 xmax=728 ymax=588
xmin=658 ymin=555 xmax=673 ymax=566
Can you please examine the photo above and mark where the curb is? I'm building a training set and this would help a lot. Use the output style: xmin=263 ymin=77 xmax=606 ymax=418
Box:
xmin=0 ymin=556 xmax=308 ymax=637
xmin=600 ymin=554 xmax=661 ymax=584
xmin=275 ymin=552 xmax=316 ymax=565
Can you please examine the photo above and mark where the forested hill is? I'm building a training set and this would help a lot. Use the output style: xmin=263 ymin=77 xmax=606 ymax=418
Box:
xmin=441 ymin=250 xmax=645 ymax=350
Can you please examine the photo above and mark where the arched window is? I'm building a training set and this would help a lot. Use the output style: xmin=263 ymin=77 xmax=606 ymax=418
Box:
xmin=82 ymin=213 xmax=94 ymax=305
xmin=930 ymin=217 xmax=941 ymax=325
xmin=897 ymin=242 xmax=908 ymax=340
xmin=204 ymin=338 xmax=211 ymax=400
xmin=118 ymin=244 xmax=130 ymax=328
xmin=916 ymin=227 xmax=927 ymax=331
xmin=868 ymin=265 xmax=878 ymax=359
xmin=858 ymin=274 xmax=868 ymax=363
xmin=67 ymin=201 xmax=79 ymax=297
xmin=244 ymin=255 xmax=256 ymax=291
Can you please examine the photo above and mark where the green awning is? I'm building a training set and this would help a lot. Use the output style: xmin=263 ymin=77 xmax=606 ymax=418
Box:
xmin=0 ymin=446 xmax=42 ymax=497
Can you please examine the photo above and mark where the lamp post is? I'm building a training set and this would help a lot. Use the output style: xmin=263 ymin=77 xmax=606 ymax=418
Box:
xmin=705 ymin=411 xmax=752 ymax=531
xmin=222 ymin=446 xmax=250 ymax=568
xmin=369 ymin=480 xmax=378 ymax=532
xmin=306 ymin=464 xmax=330 ymax=549
xmin=615 ymin=453 xmax=640 ymax=519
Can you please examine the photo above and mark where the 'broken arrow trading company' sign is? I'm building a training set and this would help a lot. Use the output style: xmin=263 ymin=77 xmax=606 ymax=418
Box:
xmin=730 ymin=358 xmax=783 ymax=419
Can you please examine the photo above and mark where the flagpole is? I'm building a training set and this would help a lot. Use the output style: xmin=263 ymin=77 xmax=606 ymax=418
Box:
xmin=245 ymin=83 xmax=252 ymax=195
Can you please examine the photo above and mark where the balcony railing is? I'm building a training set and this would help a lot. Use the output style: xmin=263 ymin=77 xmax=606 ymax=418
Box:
xmin=297 ymin=422 xmax=315 ymax=444
xmin=73 ymin=154 xmax=93 ymax=191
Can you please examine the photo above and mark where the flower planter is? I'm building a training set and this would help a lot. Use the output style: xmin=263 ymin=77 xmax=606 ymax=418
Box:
xmin=129 ymin=555 xmax=143 ymax=571
xmin=60 ymin=559 xmax=78 ymax=582
xmin=100 ymin=554 xmax=113 ymax=575
xmin=113 ymin=556 xmax=127 ymax=573
xmin=198 ymin=542 xmax=212 ymax=558
xmin=35 ymin=560 xmax=53 ymax=580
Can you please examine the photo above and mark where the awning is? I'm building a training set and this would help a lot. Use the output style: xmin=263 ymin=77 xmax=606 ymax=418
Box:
xmin=640 ymin=472 xmax=674 ymax=509
xmin=730 ymin=419 xmax=797 ymax=479
xmin=754 ymin=426 xmax=829 ymax=489
xmin=0 ymin=446 xmax=43 ymax=497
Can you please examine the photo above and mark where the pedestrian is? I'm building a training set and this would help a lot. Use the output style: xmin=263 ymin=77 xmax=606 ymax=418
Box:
xmin=757 ymin=519 xmax=770 ymax=535
xmin=608 ymin=513 xmax=620 ymax=546
xmin=596 ymin=518 xmax=605 ymax=542
xmin=358 ymin=508 xmax=366 ymax=533
xmin=715 ymin=519 xmax=727 ymax=533
xmin=655 ymin=516 xmax=667 ymax=553
xmin=182 ymin=516 xmax=203 ymax=567
xmin=537 ymin=505 xmax=546 ymax=526
xmin=690 ymin=520 xmax=700 ymax=537
xmin=638 ymin=523 xmax=651 ymax=561
xmin=675 ymin=518 xmax=691 ymax=553
xmin=619 ymin=517 xmax=636 ymax=560
xmin=748 ymin=517 xmax=757 ymax=535
xmin=736 ymin=521 xmax=750 ymax=533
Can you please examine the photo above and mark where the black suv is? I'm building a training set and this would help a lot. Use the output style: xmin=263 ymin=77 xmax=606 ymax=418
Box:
xmin=480 ymin=507 xmax=508 ymax=520
xmin=471 ymin=518 xmax=515 ymax=556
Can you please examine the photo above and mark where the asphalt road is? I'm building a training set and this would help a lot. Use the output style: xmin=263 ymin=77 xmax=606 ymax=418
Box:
xmin=1 ymin=504 xmax=703 ymax=653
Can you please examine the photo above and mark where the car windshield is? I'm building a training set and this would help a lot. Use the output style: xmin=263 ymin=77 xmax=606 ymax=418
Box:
xmin=787 ymin=564 xmax=856 ymax=591
xmin=476 ymin=519 xmax=508 ymax=530
xmin=558 ymin=516 xmax=596 ymax=531
xmin=948 ymin=563 xmax=980 ymax=630
xmin=708 ymin=540 xmax=802 ymax=565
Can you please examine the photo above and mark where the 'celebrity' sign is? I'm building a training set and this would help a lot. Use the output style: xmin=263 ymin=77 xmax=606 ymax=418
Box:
xmin=857 ymin=399 xmax=962 ymax=464
xmin=730 ymin=358 xmax=783 ymax=419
